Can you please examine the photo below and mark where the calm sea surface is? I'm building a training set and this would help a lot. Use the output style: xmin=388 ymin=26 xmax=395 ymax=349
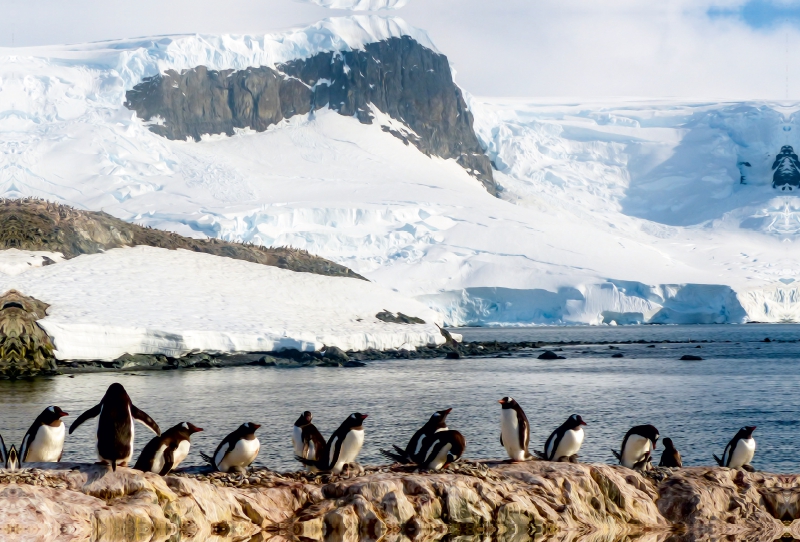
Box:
xmin=1 ymin=324 xmax=799 ymax=472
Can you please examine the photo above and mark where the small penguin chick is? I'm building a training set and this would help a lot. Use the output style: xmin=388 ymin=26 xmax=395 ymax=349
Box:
xmin=293 ymin=411 xmax=326 ymax=465
xmin=659 ymin=437 xmax=682 ymax=468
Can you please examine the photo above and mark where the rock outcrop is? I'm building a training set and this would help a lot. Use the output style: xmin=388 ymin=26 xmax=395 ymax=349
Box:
xmin=1 ymin=461 xmax=796 ymax=542
xmin=0 ymin=290 xmax=55 ymax=378
xmin=124 ymin=37 xmax=496 ymax=195
xmin=0 ymin=198 xmax=363 ymax=280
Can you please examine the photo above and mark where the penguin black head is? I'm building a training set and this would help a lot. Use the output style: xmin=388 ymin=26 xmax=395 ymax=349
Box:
xmin=662 ymin=437 xmax=675 ymax=449
xmin=428 ymin=408 xmax=452 ymax=425
xmin=739 ymin=426 xmax=757 ymax=438
xmin=180 ymin=422 xmax=204 ymax=435
xmin=294 ymin=411 xmax=314 ymax=427
xmin=566 ymin=414 xmax=587 ymax=429
xmin=498 ymin=397 xmax=518 ymax=409
xmin=345 ymin=413 xmax=368 ymax=428
xmin=104 ymin=383 xmax=132 ymax=404
xmin=636 ymin=424 xmax=660 ymax=448
xmin=240 ymin=422 xmax=261 ymax=434
xmin=41 ymin=406 xmax=69 ymax=425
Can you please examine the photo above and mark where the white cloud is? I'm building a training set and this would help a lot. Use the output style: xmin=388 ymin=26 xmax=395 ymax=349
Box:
xmin=295 ymin=0 xmax=407 ymax=10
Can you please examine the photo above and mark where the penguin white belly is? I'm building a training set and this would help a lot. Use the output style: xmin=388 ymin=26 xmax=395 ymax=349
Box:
xmin=292 ymin=426 xmax=305 ymax=457
xmin=332 ymin=429 xmax=364 ymax=473
xmin=425 ymin=441 xmax=452 ymax=471
xmin=172 ymin=440 xmax=191 ymax=469
xmin=24 ymin=424 xmax=66 ymax=463
xmin=217 ymin=438 xmax=260 ymax=472
xmin=500 ymin=410 xmax=525 ymax=461
xmin=728 ymin=438 xmax=755 ymax=468
xmin=150 ymin=444 xmax=168 ymax=473
xmin=621 ymin=435 xmax=650 ymax=468
xmin=553 ymin=428 xmax=584 ymax=461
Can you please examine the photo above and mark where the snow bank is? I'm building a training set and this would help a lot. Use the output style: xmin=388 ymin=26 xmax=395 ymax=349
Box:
xmin=298 ymin=0 xmax=408 ymax=10
xmin=0 ymin=247 xmax=444 ymax=360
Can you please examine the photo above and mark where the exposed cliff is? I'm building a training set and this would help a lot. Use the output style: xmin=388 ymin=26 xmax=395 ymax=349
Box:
xmin=3 ymin=461 xmax=796 ymax=542
xmin=0 ymin=199 xmax=363 ymax=280
xmin=124 ymin=37 xmax=496 ymax=195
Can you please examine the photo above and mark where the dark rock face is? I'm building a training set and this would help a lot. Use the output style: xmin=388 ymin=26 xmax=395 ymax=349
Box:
xmin=0 ymin=290 xmax=56 ymax=378
xmin=124 ymin=37 xmax=496 ymax=195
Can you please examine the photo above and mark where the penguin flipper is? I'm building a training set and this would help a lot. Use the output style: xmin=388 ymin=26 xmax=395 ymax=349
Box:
xmin=295 ymin=454 xmax=317 ymax=467
xmin=69 ymin=404 xmax=101 ymax=434
xmin=159 ymin=444 xmax=177 ymax=476
xmin=379 ymin=449 xmax=409 ymax=463
xmin=533 ymin=450 xmax=547 ymax=460
xmin=611 ymin=449 xmax=622 ymax=462
xmin=713 ymin=454 xmax=723 ymax=466
xmin=500 ymin=433 xmax=503 ymax=446
xmin=200 ymin=452 xmax=215 ymax=466
xmin=131 ymin=405 xmax=161 ymax=435
xmin=0 ymin=433 xmax=6 ymax=465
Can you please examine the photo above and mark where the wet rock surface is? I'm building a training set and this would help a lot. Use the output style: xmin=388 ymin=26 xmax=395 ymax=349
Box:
xmin=124 ymin=37 xmax=495 ymax=194
xmin=0 ymin=199 xmax=363 ymax=280
xmin=0 ymin=462 xmax=796 ymax=542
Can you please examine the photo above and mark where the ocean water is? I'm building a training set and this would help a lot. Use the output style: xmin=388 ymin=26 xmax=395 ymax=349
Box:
xmin=1 ymin=324 xmax=798 ymax=472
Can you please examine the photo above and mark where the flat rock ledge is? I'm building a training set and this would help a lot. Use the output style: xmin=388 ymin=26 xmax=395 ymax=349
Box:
xmin=0 ymin=461 xmax=797 ymax=542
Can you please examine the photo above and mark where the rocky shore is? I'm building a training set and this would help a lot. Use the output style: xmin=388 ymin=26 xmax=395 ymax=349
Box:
xmin=2 ymin=461 xmax=797 ymax=542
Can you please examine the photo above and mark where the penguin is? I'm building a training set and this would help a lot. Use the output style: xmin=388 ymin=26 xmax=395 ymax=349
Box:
xmin=417 ymin=430 xmax=466 ymax=470
xmin=69 ymin=383 xmax=161 ymax=471
xmin=297 ymin=413 xmax=367 ymax=474
xmin=380 ymin=408 xmax=451 ymax=464
xmin=659 ymin=437 xmax=682 ymax=468
xmin=205 ymin=422 xmax=261 ymax=473
xmin=611 ymin=425 xmax=659 ymax=469
xmin=134 ymin=422 xmax=203 ymax=475
xmin=19 ymin=406 xmax=69 ymax=464
xmin=714 ymin=426 xmax=756 ymax=470
xmin=0 ymin=433 xmax=9 ymax=467
xmin=292 ymin=412 xmax=326 ymax=464
xmin=6 ymin=445 xmax=18 ymax=470
xmin=499 ymin=397 xmax=532 ymax=462
xmin=535 ymin=414 xmax=586 ymax=463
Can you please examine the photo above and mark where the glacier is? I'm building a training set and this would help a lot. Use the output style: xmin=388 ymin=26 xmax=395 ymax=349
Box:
xmin=1 ymin=16 xmax=800 ymax=327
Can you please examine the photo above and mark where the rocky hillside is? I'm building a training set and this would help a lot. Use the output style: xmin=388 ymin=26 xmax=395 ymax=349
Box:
xmin=0 ymin=199 xmax=363 ymax=279
xmin=124 ymin=36 xmax=496 ymax=195
xmin=3 ymin=461 xmax=794 ymax=542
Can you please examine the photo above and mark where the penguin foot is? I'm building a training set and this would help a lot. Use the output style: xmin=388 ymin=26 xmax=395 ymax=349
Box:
xmin=742 ymin=464 xmax=755 ymax=472
xmin=556 ymin=456 xmax=571 ymax=463
xmin=569 ymin=454 xmax=580 ymax=464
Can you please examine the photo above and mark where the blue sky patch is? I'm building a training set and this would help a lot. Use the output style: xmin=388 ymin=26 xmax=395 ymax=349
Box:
xmin=709 ymin=0 xmax=800 ymax=29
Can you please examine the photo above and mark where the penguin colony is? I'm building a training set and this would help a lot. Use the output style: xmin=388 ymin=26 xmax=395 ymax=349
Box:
xmin=0 ymin=385 xmax=759 ymax=474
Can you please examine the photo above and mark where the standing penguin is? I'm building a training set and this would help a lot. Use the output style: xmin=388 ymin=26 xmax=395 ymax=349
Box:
xmin=292 ymin=412 xmax=326 ymax=464
xmin=0 ymin=434 xmax=7 ymax=467
xmin=612 ymin=425 xmax=659 ymax=469
xmin=204 ymin=423 xmax=261 ymax=473
xmin=417 ymin=430 xmax=466 ymax=470
xmin=499 ymin=397 xmax=532 ymax=462
xmin=714 ymin=426 xmax=756 ymax=470
xmin=536 ymin=414 xmax=586 ymax=463
xmin=380 ymin=408 xmax=451 ymax=464
xmin=135 ymin=422 xmax=203 ymax=475
xmin=69 ymin=383 xmax=161 ymax=471
xmin=659 ymin=437 xmax=682 ymax=468
xmin=20 ymin=406 xmax=69 ymax=463
xmin=297 ymin=413 xmax=367 ymax=474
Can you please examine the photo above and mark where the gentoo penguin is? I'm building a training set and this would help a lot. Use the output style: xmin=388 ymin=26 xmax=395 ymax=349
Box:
xmin=611 ymin=424 xmax=659 ymax=469
xmin=292 ymin=412 xmax=326 ymax=464
xmin=499 ymin=397 xmax=532 ymax=462
xmin=134 ymin=422 xmax=203 ymax=475
xmin=380 ymin=408 xmax=451 ymax=464
xmin=0 ymin=433 xmax=8 ymax=467
xmin=536 ymin=414 xmax=586 ymax=462
xmin=69 ymin=383 xmax=161 ymax=471
xmin=206 ymin=423 xmax=261 ymax=473
xmin=714 ymin=426 xmax=756 ymax=470
xmin=659 ymin=437 xmax=682 ymax=468
xmin=417 ymin=430 xmax=466 ymax=470
xmin=19 ymin=406 xmax=69 ymax=463
xmin=297 ymin=413 xmax=368 ymax=474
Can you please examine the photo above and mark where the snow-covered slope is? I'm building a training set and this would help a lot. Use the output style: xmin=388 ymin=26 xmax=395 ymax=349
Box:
xmin=1 ymin=17 xmax=799 ymax=326
xmin=0 ymin=247 xmax=444 ymax=360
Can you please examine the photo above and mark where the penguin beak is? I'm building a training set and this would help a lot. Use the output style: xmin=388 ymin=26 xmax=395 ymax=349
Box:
xmin=498 ymin=399 xmax=505 ymax=404
xmin=444 ymin=408 xmax=453 ymax=414
xmin=360 ymin=414 xmax=369 ymax=420
xmin=579 ymin=420 xmax=587 ymax=426
xmin=253 ymin=424 xmax=262 ymax=430
xmin=60 ymin=411 xmax=69 ymax=417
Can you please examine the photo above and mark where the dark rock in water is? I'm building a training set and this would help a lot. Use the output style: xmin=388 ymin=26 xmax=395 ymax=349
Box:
xmin=0 ymin=290 xmax=56 ymax=378
xmin=680 ymin=355 xmax=703 ymax=361
xmin=322 ymin=345 xmax=350 ymax=363
xmin=538 ymin=350 xmax=565 ymax=360
xmin=445 ymin=351 xmax=460 ymax=359
xmin=124 ymin=37 xmax=495 ymax=194
xmin=376 ymin=311 xmax=425 ymax=324
xmin=0 ymin=199 xmax=363 ymax=280
xmin=611 ymin=353 xmax=624 ymax=358
xmin=343 ymin=360 xmax=367 ymax=368
xmin=764 ymin=337 xmax=771 ymax=342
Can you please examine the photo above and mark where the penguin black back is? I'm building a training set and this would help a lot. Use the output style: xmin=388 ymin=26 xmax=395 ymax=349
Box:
xmin=293 ymin=411 xmax=326 ymax=462
xmin=380 ymin=408 xmax=451 ymax=465
xmin=659 ymin=437 xmax=682 ymax=468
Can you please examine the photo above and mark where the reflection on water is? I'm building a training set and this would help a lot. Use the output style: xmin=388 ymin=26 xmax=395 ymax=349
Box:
xmin=1 ymin=325 xmax=800 ymax=472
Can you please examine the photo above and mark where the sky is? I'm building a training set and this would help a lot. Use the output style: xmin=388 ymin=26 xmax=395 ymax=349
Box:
xmin=2 ymin=0 xmax=800 ymax=99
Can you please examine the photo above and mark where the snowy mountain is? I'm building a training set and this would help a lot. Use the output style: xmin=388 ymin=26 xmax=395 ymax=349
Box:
xmin=1 ymin=16 xmax=799 ymax=326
